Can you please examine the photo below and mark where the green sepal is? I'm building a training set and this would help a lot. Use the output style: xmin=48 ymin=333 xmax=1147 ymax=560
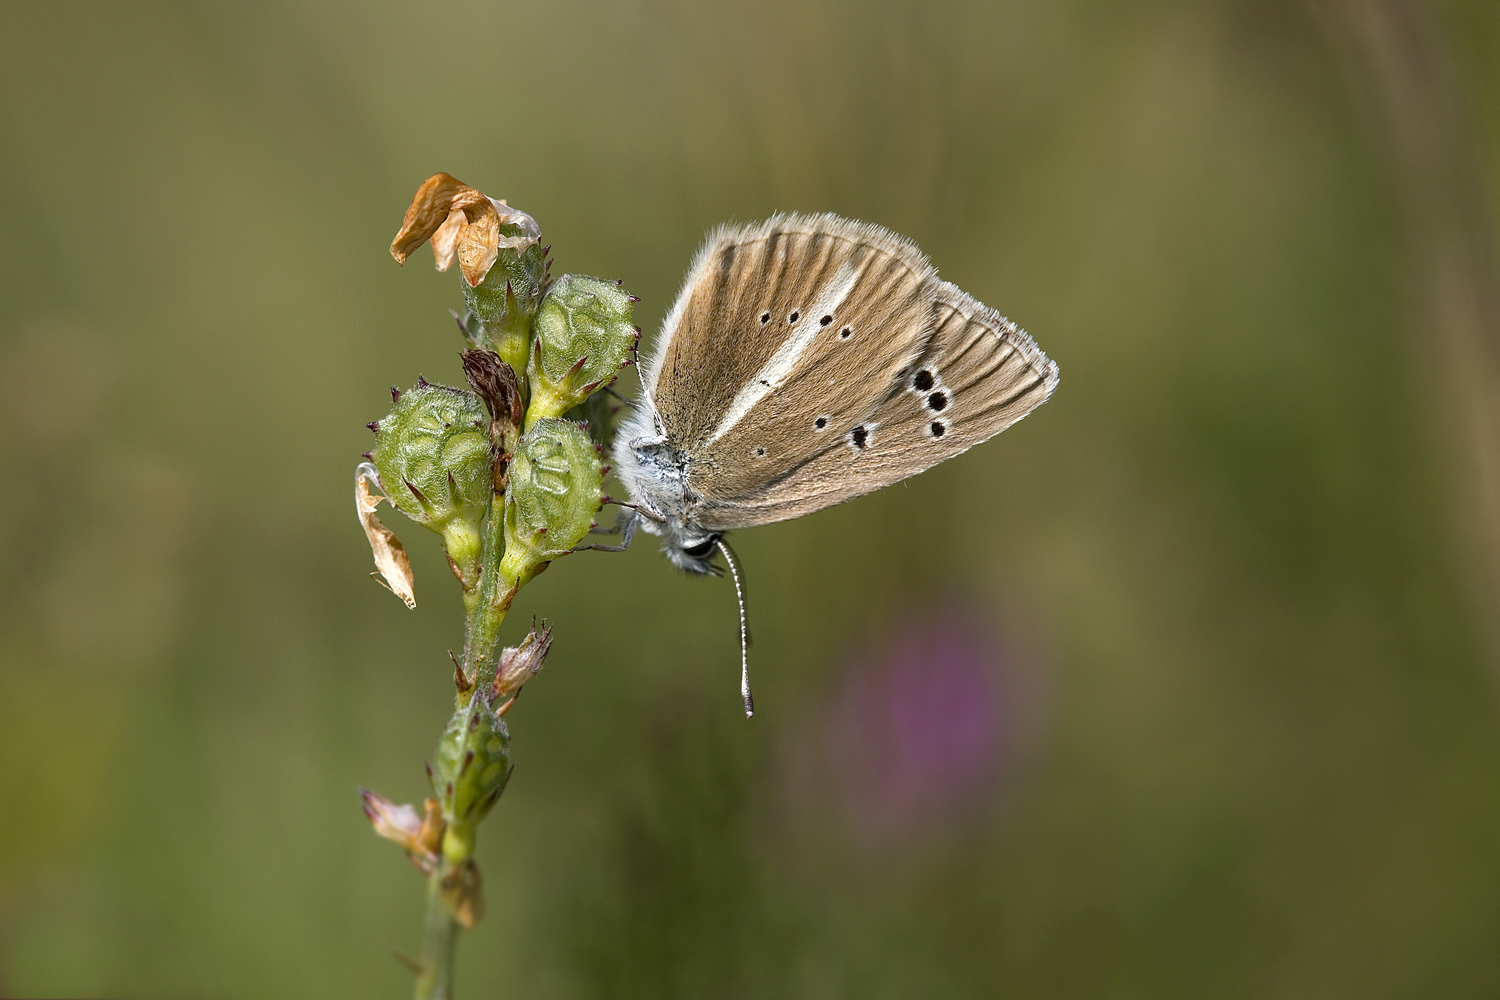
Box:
xmin=461 ymin=225 xmax=547 ymax=375
xmin=526 ymin=275 xmax=639 ymax=429
xmin=453 ymin=309 xmax=484 ymax=349
xmin=499 ymin=419 xmax=604 ymax=582
xmin=430 ymin=693 xmax=512 ymax=864
xmin=370 ymin=382 xmax=492 ymax=588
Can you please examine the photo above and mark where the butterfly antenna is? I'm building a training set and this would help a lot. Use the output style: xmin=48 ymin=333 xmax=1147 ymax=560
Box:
xmin=714 ymin=537 xmax=754 ymax=718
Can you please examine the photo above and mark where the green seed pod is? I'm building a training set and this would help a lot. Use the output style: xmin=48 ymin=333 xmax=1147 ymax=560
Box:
xmin=499 ymin=419 xmax=604 ymax=583
xmin=430 ymin=694 xmax=511 ymax=864
xmin=526 ymin=274 xmax=640 ymax=429
xmin=370 ymin=382 xmax=492 ymax=588
xmin=462 ymin=225 xmax=547 ymax=375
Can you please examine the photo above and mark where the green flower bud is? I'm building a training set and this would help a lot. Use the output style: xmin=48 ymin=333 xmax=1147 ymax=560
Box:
xmin=499 ymin=419 xmax=604 ymax=583
xmin=370 ymin=381 xmax=492 ymax=588
xmin=526 ymin=275 xmax=640 ymax=429
xmin=462 ymin=225 xmax=546 ymax=375
xmin=430 ymin=695 xmax=511 ymax=865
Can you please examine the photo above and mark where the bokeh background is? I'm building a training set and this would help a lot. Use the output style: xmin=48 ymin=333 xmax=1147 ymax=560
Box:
xmin=3 ymin=1 xmax=1500 ymax=996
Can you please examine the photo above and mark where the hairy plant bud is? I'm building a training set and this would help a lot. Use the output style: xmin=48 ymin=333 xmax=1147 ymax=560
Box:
xmin=526 ymin=275 xmax=640 ymax=428
xmin=370 ymin=382 xmax=492 ymax=588
xmin=430 ymin=694 xmax=512 ymax=865
xmin=500 ymin=419 xmax=604 ymax=583
xmin=461 ymin=231 xmax=546 ymax=375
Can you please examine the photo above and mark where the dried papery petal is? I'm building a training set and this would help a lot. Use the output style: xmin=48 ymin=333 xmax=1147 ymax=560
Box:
xmin=491 ymin=199 xmax=541 ymax=245
xmin=418 ymin=797 xmax=445 ymax=856
xmin=455 ymin=200 xmax=541 ymax=286
xmin=391 ymin=173 xmax=541 ymax=287
xmin=390 ymin=172 xmax=474 ymax=265
xmin=356 ymin=463 xmax=417 ymax=609
xmin=454 ymin=207 xmax=500 ymax=288
xmin=430 ymin=209 xmax=464 ymax=271
xmin=441 ymin=858 xmax=486 ymax=930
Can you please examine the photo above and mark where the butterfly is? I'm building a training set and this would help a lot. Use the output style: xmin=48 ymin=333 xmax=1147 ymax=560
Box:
xmin=607 ymin=213 xmax=1059 ymax=715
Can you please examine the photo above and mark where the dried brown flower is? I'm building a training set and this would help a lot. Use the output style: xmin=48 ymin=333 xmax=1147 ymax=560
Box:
xmin=357 ymin=464 xmax=417 ymax=609
xmin=390 ymin=172 xmax=540 ymax=288
xmin=441 ymin=857 xmax=486 ymax=929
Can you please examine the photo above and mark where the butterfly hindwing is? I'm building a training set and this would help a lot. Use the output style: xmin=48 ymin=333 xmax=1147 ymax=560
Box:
xmin=692 ymin=279 xmax=1059 ymax=529
xmin=885 ymin=281 xmax=1060 ymax=454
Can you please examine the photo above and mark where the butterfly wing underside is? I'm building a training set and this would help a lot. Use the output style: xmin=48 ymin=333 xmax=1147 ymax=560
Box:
xmin=646 ymin=215 xmax=935 ymax=494
xmin=642 ymin=215 xmax=1058 ymax=532
xmin=690 ymin=279 xmax=1058 ymax=528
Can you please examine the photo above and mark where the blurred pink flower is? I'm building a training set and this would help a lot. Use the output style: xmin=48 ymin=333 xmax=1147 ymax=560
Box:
xmin=814 ymin=610 xmax=1022 ymax=846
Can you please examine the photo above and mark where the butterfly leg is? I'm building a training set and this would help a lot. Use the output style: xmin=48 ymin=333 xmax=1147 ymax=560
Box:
xmin=570 ymin=508 xmax=639 ymax=554
xmin=587 ymin=509 xmax=627 ymax=535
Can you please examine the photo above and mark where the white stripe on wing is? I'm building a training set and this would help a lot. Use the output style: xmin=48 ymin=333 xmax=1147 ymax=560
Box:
xmin=706 ymin=263 xmax=861 ymax=444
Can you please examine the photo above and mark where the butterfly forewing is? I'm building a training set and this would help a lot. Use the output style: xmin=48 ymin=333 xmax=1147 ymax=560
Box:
xmin=691 ymin=279 xmax=1058 ymax=529
xmin=647 ymin=215 xmax=934 ymax=489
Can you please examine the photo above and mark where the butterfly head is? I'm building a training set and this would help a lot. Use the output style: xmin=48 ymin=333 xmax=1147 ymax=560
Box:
xmin=662 ymin=530 xmax=722 ymax=574
xmin=612 ymin=402 xmax=723 ymax=574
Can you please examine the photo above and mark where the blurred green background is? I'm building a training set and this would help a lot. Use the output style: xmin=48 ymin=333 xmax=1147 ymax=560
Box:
xmin=4 ymin=1 xmax=1500 ymax=996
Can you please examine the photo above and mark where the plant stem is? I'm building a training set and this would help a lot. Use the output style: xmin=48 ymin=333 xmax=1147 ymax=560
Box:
xmin=421 ymin=476 xmax=516 ymax=1000
xmin=462 ymin=492 xmax=513 ymax=691
xmin=415 ymin=864 xmax=459 ymax=1000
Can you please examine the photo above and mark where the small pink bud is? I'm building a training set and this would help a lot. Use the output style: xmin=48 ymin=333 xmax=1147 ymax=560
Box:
xmin=360 ymin=789 xmax=442 ymax=871
xmin=492 ymin=619 xmax=554 ymax=700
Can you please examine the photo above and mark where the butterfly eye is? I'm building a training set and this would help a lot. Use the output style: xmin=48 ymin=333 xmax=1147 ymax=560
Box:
xmin=760 ymin=312 xmax=771 ymax=324
xmin=930 ymin=421 xmax=947 ymax=438
xmin=850 ymin=425 xmax=869 ymax=450
xmin=681 ymin=536 xmax=718 ymax=558
xmin=926 ymin=391 xmax=948 ymax=412
xmin=813 ymin=416 xmax=828 ymax=431
xmin=839 ymin=326 xmax=852 ymax=340
xmin=788 ymin=310 xmax=800 ymax=323
xmin=912 ymin=369 xmax=935 ymax=391
xmin=753 ymin=446 xmax=767 ymax=457
xmin=819 ymin=315 xmax=833 ymax=326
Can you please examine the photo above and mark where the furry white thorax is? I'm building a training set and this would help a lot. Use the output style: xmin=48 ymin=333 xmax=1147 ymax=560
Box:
xmin=612 ymin=400 xmax=720 ymax=574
